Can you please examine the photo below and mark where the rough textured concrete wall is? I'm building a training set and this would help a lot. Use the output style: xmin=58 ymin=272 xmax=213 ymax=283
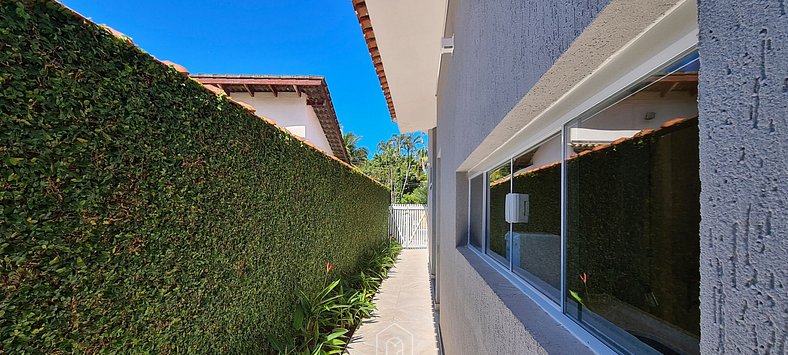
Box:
xmin=697 ymin=1 xmax=788 ymax=353
xmin=436 ymin=0 xmax=609 ymax=353
xmin=441 ymin=248 xmax=596 ymax=355
xmin=445 ymin=0 xmax=610 ymax=165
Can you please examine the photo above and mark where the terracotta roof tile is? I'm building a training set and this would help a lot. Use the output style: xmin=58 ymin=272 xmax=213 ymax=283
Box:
xmin=100 ymin=24 xmax=132 ymax=44
xmin=229 ymin=99 xmax=257 ymax=113
xmin=203 ymin=84 xmax=225 ymax=96
xmin=661 ymin=117 xmax=688 ymax=128
xmin=591 ymin=143 xmax=609 ymax=152
xmin=633 ymin=128 xmax=655 ymax=138
xmin=610 ymin=137 xmax=629 ymax=146
xmin=256 ymin=114 xmax=278 ymax=126
xmin=189 ymin=74 xmax=350 ymax=164
xmin=352 ymin=0 xmax=396 ymax=121
xmin=161 ymin=60 xmax=189 ymax=75
xmin=489 ymin=116 xmax=699 ymax=186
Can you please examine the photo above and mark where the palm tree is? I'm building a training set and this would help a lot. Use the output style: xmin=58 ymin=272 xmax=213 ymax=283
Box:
xmin=343 ymin=132 xmax=369 ymax=166
xmin=398 ymin=134 xmax=423 ymax=200
xmin=377 ymin=139 xmax=397 ymax=203
xmin=361 ymin=133 xmax=427 ymax=204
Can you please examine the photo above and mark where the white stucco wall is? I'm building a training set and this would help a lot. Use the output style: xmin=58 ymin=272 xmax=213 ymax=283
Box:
xmin=527 ymin=134 xmax=563 ymax=172
xmin=582 ymin=90 xmax=698 ymax=130
xmin=228 ymin=92 xmax=334 ymax=156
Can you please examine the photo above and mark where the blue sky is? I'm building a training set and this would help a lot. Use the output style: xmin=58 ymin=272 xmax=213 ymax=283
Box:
xmin=61 ymin=0 xmax=400 ymax=153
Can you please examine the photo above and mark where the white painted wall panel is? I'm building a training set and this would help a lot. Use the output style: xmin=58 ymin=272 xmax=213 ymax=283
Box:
xmin=228 ymin=92 xmax=334 ymax=155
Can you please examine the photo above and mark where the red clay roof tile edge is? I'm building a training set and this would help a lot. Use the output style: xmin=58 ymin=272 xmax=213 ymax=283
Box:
xmin=352 ymin=0 xmax=396 ymax=121
xmin=188 ymin=75 xmax=351 ymax=165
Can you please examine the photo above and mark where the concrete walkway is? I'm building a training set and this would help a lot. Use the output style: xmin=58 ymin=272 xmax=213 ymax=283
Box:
xmin=346 ymin=249 xmax=441 ymax=355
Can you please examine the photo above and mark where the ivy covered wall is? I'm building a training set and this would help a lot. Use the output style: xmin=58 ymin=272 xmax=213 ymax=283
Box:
xmin=0 ymin=1 xmax=389 ymax=353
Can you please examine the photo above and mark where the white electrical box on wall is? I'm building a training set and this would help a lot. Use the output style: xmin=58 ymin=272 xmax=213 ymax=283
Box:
xmin=505 ymin=193 xmax=529 ymax=224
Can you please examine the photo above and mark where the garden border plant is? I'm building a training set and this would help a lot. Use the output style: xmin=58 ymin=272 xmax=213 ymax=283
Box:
xmin=1 ymin=1 xmax=389 ymax=353
xmin=269 ymin=241 xmax=402 ymax=354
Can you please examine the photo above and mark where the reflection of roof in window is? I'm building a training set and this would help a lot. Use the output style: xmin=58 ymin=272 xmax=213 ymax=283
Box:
xmin=658 ymin=51 xmax=699 ymax=75
xmin=631 ymin=71 xmax=698 ymax=97
xmin=488 ymin=116 xmax=698 ymax=187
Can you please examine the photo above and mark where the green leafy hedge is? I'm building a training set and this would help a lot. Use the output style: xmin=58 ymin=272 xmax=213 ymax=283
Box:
xmin=0 ymin=1 xmax=389 ymax=353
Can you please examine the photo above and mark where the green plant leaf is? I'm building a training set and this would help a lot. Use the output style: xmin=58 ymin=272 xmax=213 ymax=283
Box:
xmin=325 ymin=328 xmax=347 ymax=341
xmin=293 ymin=307 xmax=305 ymax=330
xmin=569 ymin=290 xmax=585 ymax=305
xmin=5 ymin=157 xmax=24 ymax=166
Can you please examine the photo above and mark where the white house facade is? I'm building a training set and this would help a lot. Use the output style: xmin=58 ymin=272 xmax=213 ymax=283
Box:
xmin=190 ymin=75 xmax=350 ymax=163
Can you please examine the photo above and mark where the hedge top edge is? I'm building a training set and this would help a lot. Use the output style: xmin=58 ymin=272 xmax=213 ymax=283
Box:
xmin=53 ymin=0 xmax=388 ymax=189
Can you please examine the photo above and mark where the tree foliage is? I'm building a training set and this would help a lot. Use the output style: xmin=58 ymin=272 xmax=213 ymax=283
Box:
xmin=356 ymin=133 xmax=427 ymax=204
xmin=342 ymin=132 xmax=369 ymax=166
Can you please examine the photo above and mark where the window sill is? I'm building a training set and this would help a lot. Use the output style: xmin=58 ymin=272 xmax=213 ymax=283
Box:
xmin=459 ymin=245 xmax=615 ymax=354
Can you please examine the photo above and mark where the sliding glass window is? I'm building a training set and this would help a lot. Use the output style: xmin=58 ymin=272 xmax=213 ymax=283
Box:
xmin=564 ymin=51 xmax=700 ymax=354
xmin=470 ymin=50 xmax=701 ymax=354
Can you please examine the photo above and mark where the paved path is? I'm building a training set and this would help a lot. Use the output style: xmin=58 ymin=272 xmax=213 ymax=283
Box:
xmin=346 ymin=249 xmax=441 ymax=355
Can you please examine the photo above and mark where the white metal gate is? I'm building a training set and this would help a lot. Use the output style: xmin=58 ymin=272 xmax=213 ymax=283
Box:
xmin=389 ymin=204 xmax=428 ymax=249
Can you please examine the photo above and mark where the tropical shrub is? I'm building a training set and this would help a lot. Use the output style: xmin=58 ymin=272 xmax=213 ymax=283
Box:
xmin=270 ymin=241 xmax=401 ymax=354
xmin=0 ymin=1 xmax=389 ymax=353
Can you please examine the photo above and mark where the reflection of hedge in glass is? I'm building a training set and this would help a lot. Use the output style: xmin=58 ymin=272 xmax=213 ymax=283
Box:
xmin=488 ymin=180 xmax=508 ymax=256
xmin=0 ymin=2 xmax=389 ymax=353
xmin=488 ymin=118 xmax=700 ymax=337
xmin=489 ymin=164 xmax=561 ymax=259
xmin=511 ymin=163 xmax=561 ymax=236
xmin=566 ymin=118 xmax=700 ymax=337
xmin=487 ymin=164 xmax=510 ymax=259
